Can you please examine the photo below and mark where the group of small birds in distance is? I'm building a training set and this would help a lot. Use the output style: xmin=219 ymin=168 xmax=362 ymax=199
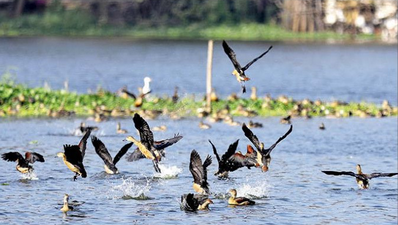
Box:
xmin=2 ymin=40 xmax=397 ymax=214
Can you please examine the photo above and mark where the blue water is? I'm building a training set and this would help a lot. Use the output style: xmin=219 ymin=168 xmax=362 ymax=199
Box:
xmin=0 ymin=117 xmax=397 ymax=224
xmin=0 ymin=37 xmax=397 ymax=104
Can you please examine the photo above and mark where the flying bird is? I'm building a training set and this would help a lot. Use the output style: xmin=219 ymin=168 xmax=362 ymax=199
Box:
xmin=180 ymin=193 xmax=213 ymax=212
xmin=322 ymin=164 xmax=398 ymax=189
xmin=91 ymin=136 xmax=133 ymax=174
xmin=242 ymin=123 xmax=293 ymax=172
xmin=222 ymin=40 xmax=273 ymax=93
xmin=126 ymin=133 xmax=182 ymax=162
xmin=1 ymin=151 xmax=44 ymax=174
xmin=57 ymin=130 xmax=90 ymax=180
xmin=209 ymin=139 xmax=258 ymax=178
xmin=125 ymin=113 xmax=164 ymax=173
xmin=189 ymin=150 xmax=212 ymax=195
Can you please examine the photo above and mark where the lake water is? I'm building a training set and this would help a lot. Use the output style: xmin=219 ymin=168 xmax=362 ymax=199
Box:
xmin=0 ymin=116 xmax=397 ymax=224
xmin=0 ymin=37 xmax=397 ymax=104
xmin=0 ymin=38 xmax=397 ymax=224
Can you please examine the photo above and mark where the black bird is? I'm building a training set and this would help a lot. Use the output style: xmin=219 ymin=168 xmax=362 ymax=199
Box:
xmin=125 ymin=113 xmax=163 ymax=173
xmin=209 ymin=139 xmax=258 ymax=178
xmin=222 ymin=40 xmax=273 ymax=93
xmin=91 ymin=136 xmax=133 ymax=174
xmin=57 ymin=130 xmax=90 ymax=180
xmin=126 ymin=134 xmax=183 ymax=162
xmin=242 ymin=123 xmax=293 ymax=172
xmin=180 ymin=193 xmax=213 ymax=212
xmin=322 ymin=164 xmax=398 ymax=189
xmin=189 ymin=150 xmax=212 ymax=194
xmin=2 ymin=151 xmax=44 ymax=174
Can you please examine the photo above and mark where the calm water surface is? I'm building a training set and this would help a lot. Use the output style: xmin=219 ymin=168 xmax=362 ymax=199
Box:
xmin=0 ymin=37 xmax=397 ymax=104
xmin=0 ymin=117 xmax=397 ymax=224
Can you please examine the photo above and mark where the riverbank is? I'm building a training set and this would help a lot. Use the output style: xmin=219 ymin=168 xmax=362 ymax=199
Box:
xmin=0 ymin=7 xmax=378 ymax=42
xmin=1 ymin=81 xmax=396 ymax=119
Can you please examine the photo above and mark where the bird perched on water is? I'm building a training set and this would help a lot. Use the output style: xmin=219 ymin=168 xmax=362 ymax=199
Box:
xmin=1 ymin=151 xmax=45 ymax=174
xmin=172 ymin=86 xmax=179 ymax=103
xmin=60 ymin=194 xmax=73 ymax=213
xmin=222 ymin=40 xmax=273 ymax=93
xmin=189 ymin=150 xmax=212 ymax=195
xmin=228 ymin=189 xmax=255 ymax=206
xmin=57 ymin=130 xmax=90 ymax=181
xmin=242 ymin=123 xmax=293 ymax=172
xmin=199 ymin=121 xmax=211 ymax=129
xmin=126 ymin=133 xmax=182 ymax=162
xmin=91 ymin=136 xmax=133 ymax=174
xmin=116 ymin=122 xmax=128 ymax=134
xmin=319 ymin=122 xmax=325 ymax=130
xmin=209 ymin=139 xmax=258 ymax=178
xmin=280 ymin=115 xmax=291 ymax=124
xmin=180 ymin=193 xmax=213 ymax=212
xmin=125 ymin=113 xmax=165 ymax=173
xmin=322 ymin=164 xmax=398 ymax=189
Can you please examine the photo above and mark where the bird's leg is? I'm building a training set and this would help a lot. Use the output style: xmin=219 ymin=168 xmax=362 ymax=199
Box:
xmin=73 ymin=173 xmax=78 ymax=181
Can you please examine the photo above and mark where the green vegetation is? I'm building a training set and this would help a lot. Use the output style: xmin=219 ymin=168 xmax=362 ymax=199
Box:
xmin=1 ymin=79 xmax=396 ymax=119
xmin=0 ymin=2 xmax=370 ymax=41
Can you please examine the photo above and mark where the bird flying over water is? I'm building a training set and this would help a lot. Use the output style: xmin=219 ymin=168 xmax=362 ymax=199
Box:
xmin=222 ymin=40 xmax=273 ymax=93
xmin=242 ymin=123 xmax=293 ymax=172
xmin=91 ymin=136 xmax=133 ymax=174
xmin=322 ymin=164 xmax=398 ymax=189
xmin=125 ymin=113 xmax=164 ymax=173
xmin=2 ymin=151 xmax=45 ymax=174
xmin=209 ymin=139 xmax=258 ymax=178
xmin=57 ymin=130 xmax=90 ymax=181
xmin=189 ymin=150 xmax=212 ymax=195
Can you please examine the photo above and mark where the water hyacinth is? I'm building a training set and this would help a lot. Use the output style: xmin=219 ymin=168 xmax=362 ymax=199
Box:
xmin=0 ymin=82 xmax=396 ymax=119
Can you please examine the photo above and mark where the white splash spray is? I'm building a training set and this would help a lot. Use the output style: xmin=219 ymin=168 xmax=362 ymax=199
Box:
xmin=153 ymin=165 xmax=182 ymax=179
xmin=110 ymin=177 xmax=151 ymax=199
xmin=21 ymin=172 xmax=39 ymax=180
xmin=233 ymin=180 xmax=271 ymax=199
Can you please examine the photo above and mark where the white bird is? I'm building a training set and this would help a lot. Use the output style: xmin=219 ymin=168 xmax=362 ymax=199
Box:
xmin=142 ymin=77 xmax=152 ymax=95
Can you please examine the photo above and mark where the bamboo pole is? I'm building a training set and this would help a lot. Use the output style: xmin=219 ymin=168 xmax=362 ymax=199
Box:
xmin=206 ymin=40 xmax=213 ymax=113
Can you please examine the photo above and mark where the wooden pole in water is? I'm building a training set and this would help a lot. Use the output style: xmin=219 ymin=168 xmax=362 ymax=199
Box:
xmin=206 ymin=40 xmax=213 ymax=113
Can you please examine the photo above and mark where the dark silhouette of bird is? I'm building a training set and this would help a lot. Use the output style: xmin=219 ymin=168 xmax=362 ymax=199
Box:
xmin=189 ymin=150 xmax=212 ymax=195
xmin=242 ymin=123 xmax=293 ymax=172
xmin=280 ymin=115 xmax=291 ymax=124
xmin=222 ymin=40 xmax=272 ymax=93
xmin=180 ymin=193 xmax=213 ymax=212
xmin=91 ymin=136 xmax=133 ymax=174
xmin=2 ymin=151 xmax=44 ymax=174
xmin=209 ymin=139 xmax=258 ymax=178
xmin=57 ymin=130 xmax=90 ymax=180
xmin=126 ymin=133 xmax=182 ymax=162
xmin=322 ymin=164 xmax=398 ymax=189
xmin=125 ymin=113 xmax=164 ymax=173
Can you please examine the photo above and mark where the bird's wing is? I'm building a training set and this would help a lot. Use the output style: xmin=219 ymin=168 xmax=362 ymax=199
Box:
xmin=229 ymin=153 xmax=258 ymax=168
xmin=208 ymin=140 xmax=221 ymax=163
xmin=367 ymin=172 xmax=398 ymax=179
xmin=63 ymin=144 xmax=83 ymax=165
xmin=78 ymin=130 xmax=91 ymax=158
xmin=242 ymin=45 xmax=273 ymax=71
xmin=91 ymin=136 xmax=114 ymax=166
xmin=222 ymin=40 xmax=243 ymax=72
xmin=180 ymin=193 xmax=199 ymax=212
xmin=154 ymin=134 xmax=183 ymax=150
xmin=322 ymin=171 xmax=357 ymax=177
xmin=133 ymin=113 xmax=154 ymax=150
xmin=242 ymin=123 xmax=262 ymax=151
xmin=125 ymin=148 xmax=145 ymax=162
xmin=190 ymin=150 xmax=205 ymax=185
xmin=263 ymin=125 xmax=293 ymax=156
xmin=1 ymin=152 xmax=24 ymax=162
xmin=202 ymin=155 xmax=212 ymax=183
xmin=25 ymin=152 xmax=45 ymax=163
xmin=113 ymin=142 xmax=133 ymax=165
xmin=221 ymin=139 xmax=239 ymax=163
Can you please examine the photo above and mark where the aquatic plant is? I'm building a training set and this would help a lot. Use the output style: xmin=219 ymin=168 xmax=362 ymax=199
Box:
xmin=0 ymin=81 xmax=396 ymax=118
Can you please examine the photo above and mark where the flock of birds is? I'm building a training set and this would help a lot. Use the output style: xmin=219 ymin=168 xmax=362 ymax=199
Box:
xmin=2 ymin=40 xmax=398 ymax=213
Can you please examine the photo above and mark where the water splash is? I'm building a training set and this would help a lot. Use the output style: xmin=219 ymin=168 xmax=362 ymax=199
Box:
xmin=233 ymin=180 xmax=271 ymax=199
xmin=21 ymin=172 xmax=39 ymax=180
xmin=109 ymin=177 xmax=151 ymax=200
xmin=153 ymin=165 xmax=182 ymax=179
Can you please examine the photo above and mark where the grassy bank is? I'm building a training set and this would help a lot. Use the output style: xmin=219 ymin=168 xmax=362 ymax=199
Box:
xmin=0 ymin=6 xmax=376 ymax=42
xmin=1 ymin=81 xmax=396 ymax=119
